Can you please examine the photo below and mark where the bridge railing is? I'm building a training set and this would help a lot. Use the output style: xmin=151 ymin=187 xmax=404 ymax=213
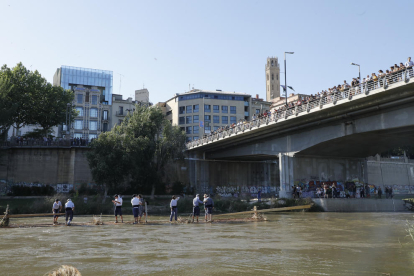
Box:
xmin=186 ymin=68 xmax=413 ymax=149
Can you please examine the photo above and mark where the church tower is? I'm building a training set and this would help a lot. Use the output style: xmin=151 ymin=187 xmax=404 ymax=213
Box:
xmin=265 ymin=57 xmax=280 ymax=101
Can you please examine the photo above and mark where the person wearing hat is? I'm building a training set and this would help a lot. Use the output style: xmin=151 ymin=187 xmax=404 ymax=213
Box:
xmin=112 ymin=194 xmax=123 ymax=223
xmin=65 ymin=199 xmax=75 ymax=226
xmin=131 ymin=194 xmax=140 ymax=224
xmin=169 ymin=195 xmax=180 ymax=222
xmin=192 ymin=194 xmax=203 ymax=223
xmin=52 ymin=199 xmax=62 ymax=225
xmin=203 ymin=194 xmax=214 ymax=222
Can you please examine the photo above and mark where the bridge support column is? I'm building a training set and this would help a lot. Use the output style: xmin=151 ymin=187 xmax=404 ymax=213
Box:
xmin=279 ymin=152 xmax=295 ymax=198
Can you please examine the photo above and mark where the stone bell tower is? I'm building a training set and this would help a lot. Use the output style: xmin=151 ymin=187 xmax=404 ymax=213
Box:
xmin=265 ymin=57 xmax=280 ymax=101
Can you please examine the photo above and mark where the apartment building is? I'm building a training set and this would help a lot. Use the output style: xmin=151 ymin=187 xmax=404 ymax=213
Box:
xmin=157 ymin=89 xmax=271 ymax=142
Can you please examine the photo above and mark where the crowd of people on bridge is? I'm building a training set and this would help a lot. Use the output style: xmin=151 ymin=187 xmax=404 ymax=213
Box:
xmin=188 ymin=57 xmax=414 ymax=146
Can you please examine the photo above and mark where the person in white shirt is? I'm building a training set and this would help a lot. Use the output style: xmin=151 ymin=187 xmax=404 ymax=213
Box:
xmin=406 ymin=57 xmax=414 ymax=77
xmin=65 ymin=199 xmax=75 ymax=226
xmin=52 ymin=199 xmax=62 ymax=225
xmin=112 ymin=194 xmax=123 ymax=223
xmin=203 ymin=194 xmax=214 ymax=222
xmin=192 ymin=194 xmax=203 ymax=223
xmin=131 ymin=194 xmax=140 ymax=224
xmin=169 ymin=195 xmax=180 ymax=222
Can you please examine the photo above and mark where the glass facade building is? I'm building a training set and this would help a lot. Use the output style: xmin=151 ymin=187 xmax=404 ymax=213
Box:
xmin=56 ymin=66 xmax=113 ymax=104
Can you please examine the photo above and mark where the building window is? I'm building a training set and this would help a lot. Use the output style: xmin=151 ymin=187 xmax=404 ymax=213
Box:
xmin=186 ymin=105 xmax=192 ymax=113
xmin=186 ymin=116 xmax=192 ymax=124
xmin=230 ymin=106 xmax=236 ymax=114
xmin=76 ymin=107 xmax=83 ymax=117
xmin=77 ymin=94 xmax=83 ymax=104
xmin=193 ymin=104 xmax=199 ymax=113
xmin=256 ymin=109 xmax=260 ymax=114
xmin=204 ymin=105 xmax=211 ymax=112
xmin=204 ymin=115 xmax=211 ymax=122
xmin=230 ymin=116 xmax=237 ymax=124
xmin=213 ymin=126 xmax=220 ymax=131
xmin=193 ymin=115 xmax=199 ymax=123
xmin=186 ymin=126 xmax=192 ymax=134
xmin=103 ymin=110 xmax=108 ymax=120
xmin=92 ymin=95 xmax=98 ymax=105
xmin=213 ymin=116 xmax=219 ymax=124
xmin=180 ymin=127 xmax=185 ymax=132
xmin=90 ymin=108 xmax=98 ymax=118
xmin=272 ymin=84 xmax=274 ymax=90
xmin=193 ymin=126 xmax=199 ymax=134
xmin=222 ymin=116 xmax=228 ymax=124
xmin=205 ymin=126 xmax=211 ymax=134
xmin=179 ymin=117 xmax=185 ymax=125
xmin=74 ymin=120 xmax=83 ymax=130
xmin=213 ymin=105 xmax=219 ymax=113
xmin=193 ymin=136 xmax=199 ymax=140
xmin=90 ymin=121 xmax=98 ymax=130
xmin=179 ymin=106 xmax=185 ymax=114
xmin=267 ymin=74 xmax=269 ymax=81
xmin=119 ymin=106 xmax=123 ymax=115
xmin=74 ymin=133 xmax=82 ymax=138
xmin=277 ymin=75 xmax=278 ymax=80
xmin=166 ymin=110 xmax=172 ymax=116
xmin=103 ymin=123 xmax=108 ymax=132
xmin=222 ymin=106 xmax=228 ymax=113
xmin=186 ymin=137 xmax=192 ymax=142
xmin=272 ymin=74 xmax=274 ymax=80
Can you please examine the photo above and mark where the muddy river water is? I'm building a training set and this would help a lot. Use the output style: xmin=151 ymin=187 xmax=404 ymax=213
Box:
xmin=1 ymin=212 xmax=413 ymax=275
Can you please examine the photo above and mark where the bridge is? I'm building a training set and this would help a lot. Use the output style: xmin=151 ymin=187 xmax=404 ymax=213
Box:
xmin=186 ymin=69 xmax=414 ymax=197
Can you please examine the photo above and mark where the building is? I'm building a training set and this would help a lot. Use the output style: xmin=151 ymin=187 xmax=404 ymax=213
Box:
xmin=265 ymin=57 xmax=281 ymax=101
xmin=53 ymin=66 xmax=113 ymax=140
xmin=135 ymin=88 xmax=150 ymax=103
xmin=156 ymin=89 xmax=271 ymax=142
xmin=110 ymin=94 xmax=138 ymax=129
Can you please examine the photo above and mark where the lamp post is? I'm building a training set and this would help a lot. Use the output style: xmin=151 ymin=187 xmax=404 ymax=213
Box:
xmin=351 ymin=63 xmax=360 ymax=81
xmin=284 ymin=52 xmax=294 ymax=107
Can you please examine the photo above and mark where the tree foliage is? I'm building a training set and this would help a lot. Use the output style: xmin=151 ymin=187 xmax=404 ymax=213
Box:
xmin=0 ymin=63 xmax=76 ymax=137
xmin=87 ymin=105 xmax=186 ymax=198
xmin=0 ymin=75 xmax=16 ymax=140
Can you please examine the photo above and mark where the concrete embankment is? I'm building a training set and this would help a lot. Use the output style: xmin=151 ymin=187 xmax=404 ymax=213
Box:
xmin=313 ymin=198 xmax=409 ymax=212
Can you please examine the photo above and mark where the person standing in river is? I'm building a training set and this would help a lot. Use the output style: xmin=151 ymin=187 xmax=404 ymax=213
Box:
xmin=65 ymin=199 xmax=75 ymax=226
xmin=192 ymin=194 xmax=203 ymax=223
xmin=131 ymin=194 xmax=140 ymax=224
xmin=203 ymin=194 xmax=214 ymax=222
xmin=52 ymin=199 xmax=62 ymax=225
xmin=112 ymin=194 xmax=123 ymax=223
xmin=169 ymin=195 xmax=180 ymax=222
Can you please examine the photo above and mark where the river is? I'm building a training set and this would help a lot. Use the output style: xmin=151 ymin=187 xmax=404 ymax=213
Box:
xmin=1 ymin=212 xmax=413 ymax=275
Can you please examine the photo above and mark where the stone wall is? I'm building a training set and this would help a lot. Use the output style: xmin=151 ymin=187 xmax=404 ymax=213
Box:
xmin=0 ymin=147 xmax=93 ymax=185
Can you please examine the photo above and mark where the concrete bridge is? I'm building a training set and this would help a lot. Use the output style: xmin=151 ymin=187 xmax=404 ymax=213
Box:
xmin=186 ymin=70 xmax=414 ymax=197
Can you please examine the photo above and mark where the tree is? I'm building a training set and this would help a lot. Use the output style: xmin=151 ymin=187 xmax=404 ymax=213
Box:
xmin=0 ymin=75 xmax=15 ymax=140
xmin=31 ymin=83 xmax=76 ymax=136
xmin=0 ymin=63 xmax=76 ymax=137
xmin=86 ymin=130 xmax=130 ymax=203
xmin=121 ymin=105 xmax=187 ymax=198
xmin=87 ymin=105 xmax=186 ymax=199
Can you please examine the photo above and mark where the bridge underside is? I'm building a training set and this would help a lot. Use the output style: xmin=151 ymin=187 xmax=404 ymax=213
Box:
xmin=296 ymin=126 xmax=414 ymax=158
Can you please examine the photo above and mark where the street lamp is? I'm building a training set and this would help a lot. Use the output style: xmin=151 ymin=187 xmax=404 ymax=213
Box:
xmin=351 ymin=63 xmax=360 ymax=81
xmin=284 ymin=52 xmax=294 ymax=107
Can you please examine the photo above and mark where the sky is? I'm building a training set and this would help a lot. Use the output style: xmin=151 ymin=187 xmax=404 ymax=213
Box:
xmin=1 ymin=0 xmax=413 ymax=104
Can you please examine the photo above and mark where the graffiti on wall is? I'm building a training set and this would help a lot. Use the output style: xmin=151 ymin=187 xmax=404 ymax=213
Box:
xmin=0 ymin=180 xmax=95 ymax=195
xmin=215 ymin=186 xmax=279 ymax=198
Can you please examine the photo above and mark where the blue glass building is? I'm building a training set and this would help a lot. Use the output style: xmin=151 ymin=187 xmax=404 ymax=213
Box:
xmin=53 ymin=65 xmax=113 ymax=104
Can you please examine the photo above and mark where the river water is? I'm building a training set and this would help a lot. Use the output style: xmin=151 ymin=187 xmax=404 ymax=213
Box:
xmin=1 ymin=212 xmax=413 ymax=275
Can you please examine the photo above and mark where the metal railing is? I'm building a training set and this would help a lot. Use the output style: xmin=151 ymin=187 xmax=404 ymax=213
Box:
xmin=1 ymin=140 xmax=90 ymax=148
xmin=186 ymin=67 xmax=414 ymax=149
